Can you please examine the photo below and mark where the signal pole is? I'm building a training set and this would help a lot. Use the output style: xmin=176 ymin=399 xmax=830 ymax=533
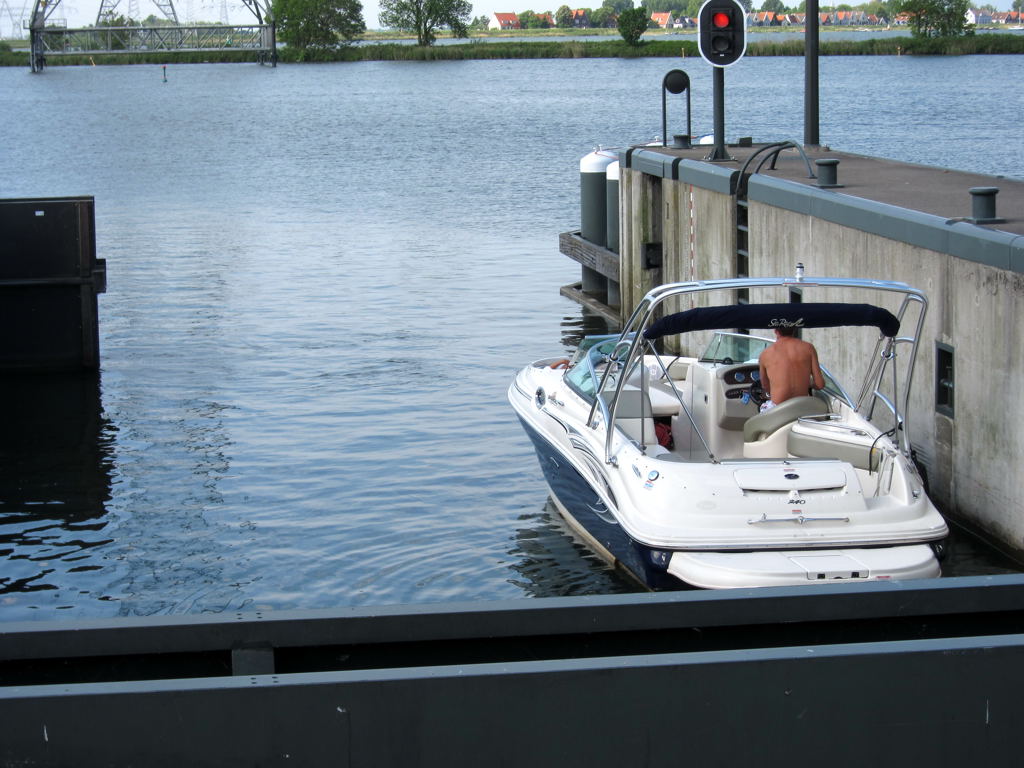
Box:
xmin=710 ymin=67 xmax=728 ymax=160
xmin=805 ymin=0 xmax=820 ymax=146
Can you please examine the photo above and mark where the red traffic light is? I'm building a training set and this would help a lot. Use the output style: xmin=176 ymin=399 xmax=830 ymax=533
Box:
xmin=698 ymin=0 xmax=747 ymax=66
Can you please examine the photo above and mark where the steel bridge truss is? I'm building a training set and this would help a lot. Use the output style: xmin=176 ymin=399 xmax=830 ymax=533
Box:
xmin=35 ymin=23 xmax=274 ymax=55
xmin=28 ymin=0 xmax=275 ymax=71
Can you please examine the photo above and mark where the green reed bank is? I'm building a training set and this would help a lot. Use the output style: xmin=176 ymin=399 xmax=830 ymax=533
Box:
xmin=3 ymin=32 xmax=1024 ymax=67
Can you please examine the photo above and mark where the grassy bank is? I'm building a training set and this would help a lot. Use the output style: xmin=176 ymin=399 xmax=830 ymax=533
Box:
xmin=361 ymin=27 xmax=624 ymax=41
xmin=2 ymin=32 xmax=1023 ymax=66
xmin=750 ymin=32 xmax=1024 ymax=55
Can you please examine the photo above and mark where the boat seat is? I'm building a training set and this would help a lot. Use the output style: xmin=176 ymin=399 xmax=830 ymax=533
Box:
xmin=610 ymin=389 xmax=658 ymax=447
xmin=743 ymin=396 xmax=829 ymax=443
xmin=647 ymin=381 xmax=682 ymax=417
xmin=665 ymin=359 xmax=689 ymax=381
xmin=787 ymin=424 xmax=880 ymax=471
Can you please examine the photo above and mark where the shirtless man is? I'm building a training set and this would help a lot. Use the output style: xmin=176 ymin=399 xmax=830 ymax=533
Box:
xmin=757 ymin=327 xmax=826 ymax=410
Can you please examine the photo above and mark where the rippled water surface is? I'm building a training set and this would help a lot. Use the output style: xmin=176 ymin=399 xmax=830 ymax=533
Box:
xmin=1 ymin=56 xmax=1021 ymax=621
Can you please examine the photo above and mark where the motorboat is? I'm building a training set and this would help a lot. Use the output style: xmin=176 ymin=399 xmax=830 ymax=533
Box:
xmin=508 ymin=267 xmax=949 ymax=589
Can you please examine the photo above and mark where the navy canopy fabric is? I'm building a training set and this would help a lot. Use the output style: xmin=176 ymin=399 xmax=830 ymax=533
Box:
xmin=642 ymin=302 xmax=900 ymax=340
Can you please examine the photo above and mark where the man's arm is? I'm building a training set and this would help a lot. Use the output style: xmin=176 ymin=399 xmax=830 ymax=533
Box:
xmin=809 ymin=345 xmax=825 ymax=391
xmin=758 ymin=351 xmax=772 ymax=399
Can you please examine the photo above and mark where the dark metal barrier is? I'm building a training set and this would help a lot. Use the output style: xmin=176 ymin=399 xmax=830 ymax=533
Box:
xmin=0 ymin=196 xmax=105 ymax=370
xmin=2 ymin=575 xmax=1024 ymax=765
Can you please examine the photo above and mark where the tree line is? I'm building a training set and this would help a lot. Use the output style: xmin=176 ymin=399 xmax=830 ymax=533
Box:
xmin=272 ymin=0 xmax=656 ymax=48
xmin=272 ymin=0 xmax=468 ymax=47
xmin=637 ymin=0 xmax=1019 ymax=38
xmin=467 ymin=0 xmax=633 ymax=29
xmin=271 ymin=0 xmax=997 ymax=53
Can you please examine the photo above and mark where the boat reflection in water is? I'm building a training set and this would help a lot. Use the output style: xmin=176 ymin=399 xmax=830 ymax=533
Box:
xmin=507 ymin=498 xmax=639 ymax=598
xmin=510 ymin=268 xmax=949 ymax=589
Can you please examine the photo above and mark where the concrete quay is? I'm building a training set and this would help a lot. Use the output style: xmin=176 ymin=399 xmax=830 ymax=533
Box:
xmin=636 ymin=144 xmax=1023 ymax=237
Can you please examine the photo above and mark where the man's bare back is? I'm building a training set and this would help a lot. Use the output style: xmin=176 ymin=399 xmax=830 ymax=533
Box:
xmin=758 ymin=329 xmax=826 ymax=405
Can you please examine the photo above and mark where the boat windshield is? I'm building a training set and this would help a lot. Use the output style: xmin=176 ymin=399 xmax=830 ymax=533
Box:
xmin=697 ymin=331 xmax=853 ymax=406
xmin=699 ymin=332 xmax=772 ymax=364
xmin=565 ymin=335 xmax=619 ymax=400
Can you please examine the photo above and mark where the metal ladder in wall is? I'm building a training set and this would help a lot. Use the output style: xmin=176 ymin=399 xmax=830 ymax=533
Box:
xmin=733 ymin=141 xmax=818 ymax=307
xmin=736 ymin=184 xmax=750 ymax=306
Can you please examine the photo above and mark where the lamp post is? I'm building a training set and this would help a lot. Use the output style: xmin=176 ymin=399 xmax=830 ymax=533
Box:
xmin=661 ymin=69 xmax=692 ymax=148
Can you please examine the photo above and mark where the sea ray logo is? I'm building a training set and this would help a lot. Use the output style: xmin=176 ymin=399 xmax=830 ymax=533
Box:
xmin=769 ymin=317 xmax=805 ymax=328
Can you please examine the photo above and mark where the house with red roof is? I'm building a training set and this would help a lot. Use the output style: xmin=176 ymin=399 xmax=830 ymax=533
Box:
xmin=651 ymin=11 xmax=672 ymax=28
xmin=571 ymin=8 xmax=589 ymax=27
xmin=489 ymin=12 xmax=521 ymax=29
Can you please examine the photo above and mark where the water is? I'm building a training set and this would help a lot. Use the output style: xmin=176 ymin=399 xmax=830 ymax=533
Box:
xmin=1 ymin=56 xmax=1021 ymax=622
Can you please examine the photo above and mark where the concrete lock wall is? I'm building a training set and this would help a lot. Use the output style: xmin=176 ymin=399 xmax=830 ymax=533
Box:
xmin=613 ymin=151 xmax=1024 ymax=556
xmin=619 ymin=166 xmax=738 ymax=355
xmin=745 ymin=189 xmax=1024 ymax=555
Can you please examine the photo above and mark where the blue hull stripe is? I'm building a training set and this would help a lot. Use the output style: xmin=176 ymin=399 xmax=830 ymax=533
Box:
xmin=516 ymin=414 xmax=683 ymax=591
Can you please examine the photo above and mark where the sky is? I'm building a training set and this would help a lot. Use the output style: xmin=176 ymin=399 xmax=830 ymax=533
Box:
xmin=16 ymin=0 xmax=1018 ymax=35
xmin=13 ymin=0 xmax=394 ymax=29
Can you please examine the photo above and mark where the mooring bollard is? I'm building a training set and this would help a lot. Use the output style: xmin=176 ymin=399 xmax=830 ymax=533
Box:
xmin=815 ymin=158 xmax=842 ymax=188
xmin=968 ymin=186 xmax=1004 ymax=224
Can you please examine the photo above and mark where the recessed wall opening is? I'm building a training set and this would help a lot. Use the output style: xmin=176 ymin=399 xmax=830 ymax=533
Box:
xmin=936 ymin=343 xmax=954 ymax=418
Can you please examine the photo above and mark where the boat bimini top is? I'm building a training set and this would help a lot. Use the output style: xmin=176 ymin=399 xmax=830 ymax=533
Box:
xmin=586 ymin=268 xmax=928 ymax=466
xmin=642 ymin=302 xmax=901 ymax=339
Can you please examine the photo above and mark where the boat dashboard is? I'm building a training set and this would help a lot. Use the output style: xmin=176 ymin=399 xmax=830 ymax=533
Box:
xmin=719 ymin=365 xmax=762 ymax=401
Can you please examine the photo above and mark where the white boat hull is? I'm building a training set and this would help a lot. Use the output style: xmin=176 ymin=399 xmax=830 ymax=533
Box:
xmin=669 ymin=545 xmax=940 ymax=589
xmin=509 ymin=274 xmax=950 ymax=590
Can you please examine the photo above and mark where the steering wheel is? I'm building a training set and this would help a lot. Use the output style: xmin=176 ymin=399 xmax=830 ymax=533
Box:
xmin=748 ymin=381 xmax=768 ymax=407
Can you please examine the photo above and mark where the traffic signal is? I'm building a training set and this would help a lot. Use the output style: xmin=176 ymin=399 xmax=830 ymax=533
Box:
xmin=698 ymin=0 xmax=747 ymax=67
